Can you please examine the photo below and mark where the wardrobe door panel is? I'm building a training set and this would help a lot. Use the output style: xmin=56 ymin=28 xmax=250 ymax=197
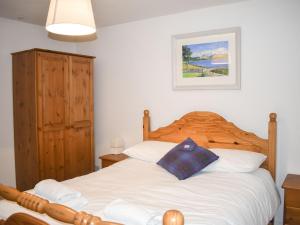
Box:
xmin=69 ymin=56 xmax=93 ymax=126
xmin=64 ymin=127 xmax=92 ymax=179
xmin=37 ymin=52 xmax=69 ymax=130
xmin=40 ymin=130 xmax=65 ymax=181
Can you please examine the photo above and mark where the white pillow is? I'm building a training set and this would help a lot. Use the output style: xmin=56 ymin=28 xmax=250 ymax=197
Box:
xmin=202 ymin=148 xmax=267 ymax=172
xmin=123 ymin=141 xmax=177 ymax=163
xmin=124 ymin=142 xmax=267 ymax=173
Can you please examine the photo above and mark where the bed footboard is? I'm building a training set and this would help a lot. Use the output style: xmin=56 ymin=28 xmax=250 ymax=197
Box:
xmin=0 ymin=184 xmax=184 ymax=225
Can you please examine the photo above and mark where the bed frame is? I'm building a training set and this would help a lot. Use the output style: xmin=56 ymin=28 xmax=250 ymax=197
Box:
xmin=0 ymin=110 xmax=277 ymax=225
xmin=143 ymin=110 xmax=277 ymax=180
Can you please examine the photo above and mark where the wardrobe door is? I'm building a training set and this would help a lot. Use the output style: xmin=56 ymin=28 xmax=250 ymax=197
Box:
xmin=64 ymin=56 xmax=94 ymax=179
xmin=37 ymin=52 xmax=69 ymax=181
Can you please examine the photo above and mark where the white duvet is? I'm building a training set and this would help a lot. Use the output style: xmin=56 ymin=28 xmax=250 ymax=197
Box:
xmin=0 ymin=158 xmax=280 ymax=225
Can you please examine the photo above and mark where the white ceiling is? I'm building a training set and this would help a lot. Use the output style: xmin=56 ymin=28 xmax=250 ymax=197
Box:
xmin=0 ymin=0 xmax=247 ymax=27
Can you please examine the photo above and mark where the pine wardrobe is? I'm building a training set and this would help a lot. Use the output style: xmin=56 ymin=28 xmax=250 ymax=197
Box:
xmin=12 ymin=49 xmax=95 ymax=191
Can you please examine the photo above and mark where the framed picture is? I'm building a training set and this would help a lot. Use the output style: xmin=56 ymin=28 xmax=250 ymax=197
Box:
xmin=172 ymin=27 xmax=241 ymax=90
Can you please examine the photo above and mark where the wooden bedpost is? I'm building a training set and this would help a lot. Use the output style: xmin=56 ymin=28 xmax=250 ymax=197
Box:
xmin=268 ymin=113 xmax=277 ymax=180
xmin=0 ymin=184 xmax=121 ymax=225
xmin=143 ymin=110 xmax=150 ymax=140
xmin=163 ymin=210 xmax=184 ymax=225
xmin=0 ymin=184 xmax=21 ymax=202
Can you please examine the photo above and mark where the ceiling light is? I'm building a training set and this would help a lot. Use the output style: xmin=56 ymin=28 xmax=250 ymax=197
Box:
xmin=46 ymin=0 xmax=96 ymax=36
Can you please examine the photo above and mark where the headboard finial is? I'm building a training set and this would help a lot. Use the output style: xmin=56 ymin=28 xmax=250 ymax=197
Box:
xmin=268 ymin=112 xmax=277 ymax=180
xmin=269 ymin=113 xmax=277 ymax=122
xmin=143 ymin=110 xmax=150 ymax=140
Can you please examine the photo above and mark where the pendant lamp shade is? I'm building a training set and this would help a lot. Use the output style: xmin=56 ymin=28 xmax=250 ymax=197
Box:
xmin=46 ymin=0 xmax=96 ymax=36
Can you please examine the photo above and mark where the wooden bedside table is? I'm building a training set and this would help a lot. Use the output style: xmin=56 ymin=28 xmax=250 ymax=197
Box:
xmin=99 ymin=153 xmax=128 ymax=168
xmin=282 ymin=174 xmax=300 ymax=225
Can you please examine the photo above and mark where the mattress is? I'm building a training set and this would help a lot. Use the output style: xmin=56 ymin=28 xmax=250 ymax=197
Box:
xmin=0 ymin=158 xmax=280 ymax=225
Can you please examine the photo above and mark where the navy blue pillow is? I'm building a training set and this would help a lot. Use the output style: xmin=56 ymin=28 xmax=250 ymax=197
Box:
xmin=157 ymin=138 xmax=219 ymax=180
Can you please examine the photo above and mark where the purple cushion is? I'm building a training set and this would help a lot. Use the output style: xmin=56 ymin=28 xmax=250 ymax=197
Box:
xmin=157 ymin=138 xmax=219 ymax=180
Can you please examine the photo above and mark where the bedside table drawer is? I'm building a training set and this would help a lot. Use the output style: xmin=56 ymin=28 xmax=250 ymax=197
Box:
xmin=285 ymin=207 xmax=300 ymax=225
xmin=286 ymin=190 xmax=300 ymax=208
xmin=102 ymin=160 xmax=115 ymax=168
xmin=100 ymin=154 xmax=129 ymax=168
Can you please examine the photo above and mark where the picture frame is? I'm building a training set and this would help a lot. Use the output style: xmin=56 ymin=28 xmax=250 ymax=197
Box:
xmin=172 ymin=27 xmax=241 ymax=90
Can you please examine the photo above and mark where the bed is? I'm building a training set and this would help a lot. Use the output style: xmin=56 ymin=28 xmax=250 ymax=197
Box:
xmin=0 ymin=110 xmax=279 ymax=225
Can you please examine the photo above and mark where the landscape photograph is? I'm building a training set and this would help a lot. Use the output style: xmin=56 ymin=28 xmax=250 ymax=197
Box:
xmin=182 ymin=41 xmax=229 ymax=78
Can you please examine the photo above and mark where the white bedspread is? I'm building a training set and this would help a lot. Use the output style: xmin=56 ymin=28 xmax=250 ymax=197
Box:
xmin=0 ymin=158 xmax=280 ymax=225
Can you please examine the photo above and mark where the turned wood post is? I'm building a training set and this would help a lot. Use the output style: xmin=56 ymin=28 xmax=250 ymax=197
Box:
xmin=0 ymin=184 xmax=21 ymax=202
xmin=143 ymin=110 xmax=150 ymax=140
xmin=0 ymin=184 xmax=120 ymax=225
xmin=163 ymin=210 xmax=184 ymax=225
xmin=268 ymin=113 xmax=277 ymax=180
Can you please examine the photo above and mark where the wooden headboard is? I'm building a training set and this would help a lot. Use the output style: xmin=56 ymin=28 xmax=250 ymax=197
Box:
xmin=143 ymin=110 xmax=277 ymax=180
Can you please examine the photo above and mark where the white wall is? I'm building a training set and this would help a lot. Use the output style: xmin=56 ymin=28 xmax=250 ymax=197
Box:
xmin=76 ymin=0 xmax=300 ymax=224
xmin=0 ymin=0 xmax=299 ymax=223
xmin=0 ymin=17 xmax=76 ymax=187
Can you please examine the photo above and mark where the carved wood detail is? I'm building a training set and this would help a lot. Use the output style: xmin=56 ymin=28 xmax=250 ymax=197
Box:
xmin=0 ymin=184 xmax=179 ymax=225
xmin=143 ymin=110 xmax=277 ymax=179
xmin=0 ymin=184 xmax=121 ymax=225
